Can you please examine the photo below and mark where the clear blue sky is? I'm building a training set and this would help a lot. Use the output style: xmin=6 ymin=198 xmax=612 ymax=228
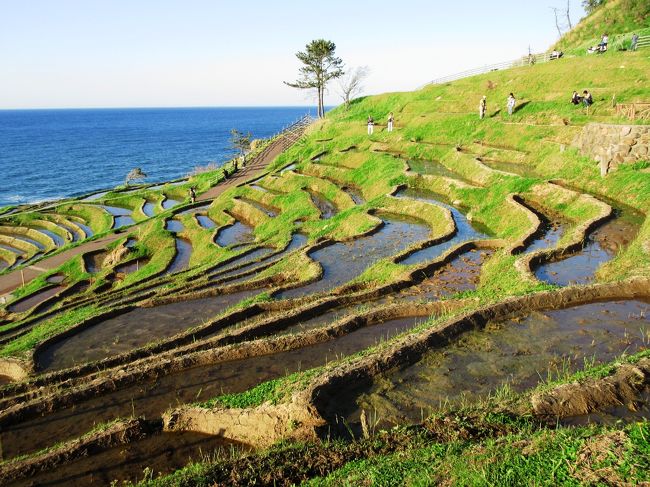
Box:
xmin=0 ymin=0 xmax=586 ymax=109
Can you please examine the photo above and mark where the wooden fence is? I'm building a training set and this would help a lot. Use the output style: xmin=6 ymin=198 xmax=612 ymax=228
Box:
xmin=615 ymin=103 xmax=650 ymax=121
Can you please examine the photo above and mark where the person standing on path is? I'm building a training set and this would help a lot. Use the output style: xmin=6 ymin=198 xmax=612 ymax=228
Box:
xmin=387 ymin=112 xmax=394 ymax=132
xmin=479 ymin=96 xmax=487 ymax=119
xmin=631 ymin=33 xmax=639 ymax=51
xmin=367 ymin=116 xmax=374 ymax=135
xmin=189 ymin=187 xmax=196 ymax=204
xmin=507 ymin=93 xmax=516 ymax=116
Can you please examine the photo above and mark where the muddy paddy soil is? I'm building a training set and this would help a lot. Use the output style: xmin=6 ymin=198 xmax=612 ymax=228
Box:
xmin=238 ymin=197 xmax=279 ymax=218
xmin=560 ymin=389 xmax=650 ymax=427
xmin=277 ymin=215 xmax=430 ymax=300
xmin=342 ymin=187 xmax=365 ymax=205
xmin=38 ymin=289 xmax=260 ymax=371
xmin=350 ymin=299 xmax=649 ymax=427
xmin=405 ymin=159 xmax=473 ymax=184
xmin=307 ymin=191 xmax=337 ymax=219
xmin=7 ymin=430 xmax=246 ymax=487
xmin=535 ymin=216 xmax=640 ymax=286
xmin=2 ymin=315 xmax=427 ymax=460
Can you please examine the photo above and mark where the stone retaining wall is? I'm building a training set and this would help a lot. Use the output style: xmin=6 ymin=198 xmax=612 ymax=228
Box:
xmin=572 ymin=123 xmax=650 ymax=176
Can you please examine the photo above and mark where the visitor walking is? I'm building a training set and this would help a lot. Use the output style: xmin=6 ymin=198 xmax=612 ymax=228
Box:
xmin=582 ymin=90 xmax=593 ymax=108
xmin=570 ymin=91 xmax=582 ymax=105
xmin=479 ymin=96 xmax=487 ymax=119
xmin=631 ymin=33 xmax=639 ymax=51
xmin=507 ymin=93 xmax=516 ymax=116
xmin=387 ymin=112 xmax=394 ymax=132
xmin=189 ymin=187 xmax=196 ymax=204
xmin=367 ymin=116 xmax=374 ymax=135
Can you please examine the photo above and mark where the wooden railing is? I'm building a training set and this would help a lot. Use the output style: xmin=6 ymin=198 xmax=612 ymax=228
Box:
xmin=635 ymin=35 xmax=650 ymax=50
xmin=615 ymin=103 xmax=650 ymax=121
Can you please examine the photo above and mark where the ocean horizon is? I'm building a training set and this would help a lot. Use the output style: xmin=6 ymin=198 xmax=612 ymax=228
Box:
xmin=0 ymin=106 xmax=318 ymax=207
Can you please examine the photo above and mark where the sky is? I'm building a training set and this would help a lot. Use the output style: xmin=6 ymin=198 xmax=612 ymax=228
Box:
xmin=0 ymin=0 xmax=586 ymax=109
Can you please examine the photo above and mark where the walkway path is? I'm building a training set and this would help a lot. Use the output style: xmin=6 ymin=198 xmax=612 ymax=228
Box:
xmin=0 ymin=119 xmax=311 ymax=297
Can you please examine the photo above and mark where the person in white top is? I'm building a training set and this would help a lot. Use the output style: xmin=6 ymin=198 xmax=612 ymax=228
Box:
xmin=598 ymin=33 xmax=609 ymax=52
xmin=367 ymin=116 xmax=374 ymax=135
xmin=387 ymin=112 xmax=394 ymax=132
xmin=507 ymin=93 xmax=516 ymax=116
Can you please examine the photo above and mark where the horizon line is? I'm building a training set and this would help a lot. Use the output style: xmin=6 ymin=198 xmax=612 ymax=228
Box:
xmin=0 ymin=104 xmax=331 ymax=112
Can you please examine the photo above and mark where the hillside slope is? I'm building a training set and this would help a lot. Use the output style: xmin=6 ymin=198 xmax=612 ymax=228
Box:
xmin=553 ymin=0 xmax=650 ymax=52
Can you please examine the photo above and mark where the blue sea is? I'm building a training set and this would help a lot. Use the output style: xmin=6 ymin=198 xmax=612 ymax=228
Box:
xmin=0 ymin=107 xmax=315 ymax=207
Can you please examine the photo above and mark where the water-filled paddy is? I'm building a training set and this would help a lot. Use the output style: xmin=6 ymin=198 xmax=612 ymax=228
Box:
xmin=215 ymin=221 xmax=254 ymax=247
xmin=395 ymin=188 xmax=487 ymax=265
xmin=4 ymin=314 xmax=427 ymax=459
xmin=277 ymin=214 xmax=431 ymax=299
xmin=38 ymin=289 xmax=260 ymax=370
xmin=351 ymin=299 xmax=650 ymax=427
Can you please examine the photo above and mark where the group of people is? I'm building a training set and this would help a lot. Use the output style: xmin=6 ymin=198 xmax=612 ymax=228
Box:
xmin=478 ymin=93 xmax=517 ymax=119
xmin=571 ymin=90 xmax=593 ymax=107
xmin=366 ymin=112 xmax=394 ymax=135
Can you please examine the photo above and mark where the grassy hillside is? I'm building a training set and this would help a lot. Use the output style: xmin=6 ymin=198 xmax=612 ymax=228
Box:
xmin=553 ymin=0 xmax=650 ymax=52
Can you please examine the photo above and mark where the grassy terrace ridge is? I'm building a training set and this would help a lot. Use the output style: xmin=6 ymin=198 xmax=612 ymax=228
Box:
xmin=0 ymin=11 xmax=649 ymax=485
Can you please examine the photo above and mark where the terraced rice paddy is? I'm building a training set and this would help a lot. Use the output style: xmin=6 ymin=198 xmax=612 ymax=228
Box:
xmin=0 ymin=44 xmax=648 ymax=486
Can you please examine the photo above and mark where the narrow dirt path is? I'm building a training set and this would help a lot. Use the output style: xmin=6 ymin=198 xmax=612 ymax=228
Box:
xmin=0 ymin=123 xmax=310 ymax=298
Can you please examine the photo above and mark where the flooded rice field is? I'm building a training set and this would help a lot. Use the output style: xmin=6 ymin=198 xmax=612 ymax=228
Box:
xmin=215 ymin=221 xmax=254 ymax=247
xmin=100 ymin=206 xmax=134 ymax=229
xmin=534 ymin=215 xmax=640 ymax=286
xmin=164 ymin=238 xmax=192 ymax=275
xmin=350 ymin=299 xmax=650 ymax=427
xmin=37 ymin=289 xmax=260 ymax=370
xmin=395 ymin=188 xmax=487 ymax=265
xmin=165 ymin=219 xmax=183 ymax=233
xmin=8 ymin=430 xmax=246 ymax=487
xmin=4 ymin=314 xmax=427 ymax=460
xmin=7 ymin=285 xmax=65 ymax=314
xmin=391 ymin=249 xmax=492 ymax=302
xmin=209 ymin=234 xmax=307 ymax=281
xmin=196 ymin=214 xmax=216 ymax=229
xmin=84 ymin=251 xmax=107 ymax=274
xmin=161 ymin=198 xmax=180 ymax=211
xmin=34 ymin=228 xmax=66 ymax=247
xmin=277 ymin=214 xmax=431 ymax=299
xmin=142 ymin=201 xmax=156 ymax=218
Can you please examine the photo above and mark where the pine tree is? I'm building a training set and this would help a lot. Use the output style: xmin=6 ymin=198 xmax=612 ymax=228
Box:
xmin=284 ymin=39 xmax=344 ymax=118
